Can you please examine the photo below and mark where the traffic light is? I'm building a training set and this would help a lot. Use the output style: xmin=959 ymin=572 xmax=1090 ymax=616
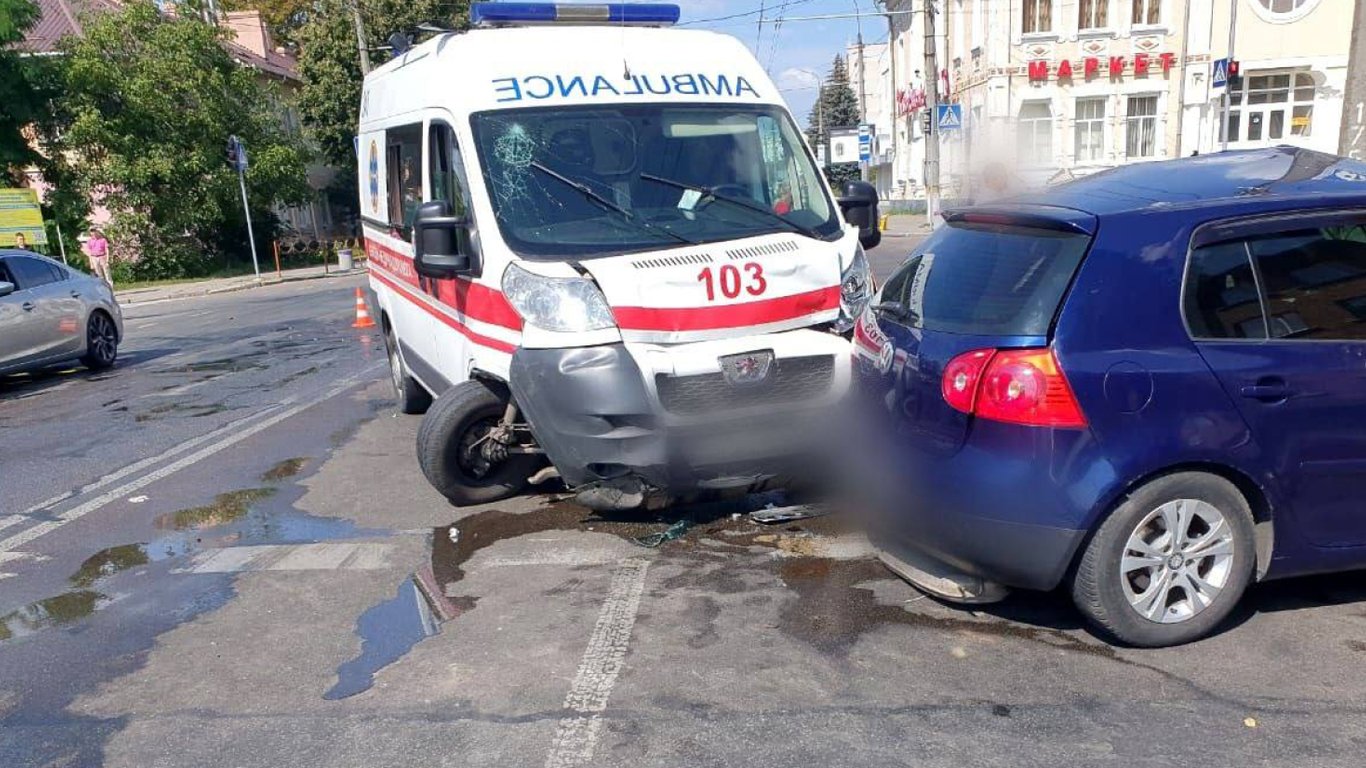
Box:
xmin=1227 ymin=59 xmax=1242 ymax=89
xmin=920 ymin=111 xmax=931 ymax=135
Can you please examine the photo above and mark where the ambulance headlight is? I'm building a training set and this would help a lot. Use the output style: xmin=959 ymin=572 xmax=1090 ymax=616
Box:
xmin=502 ymin=263 xmax=617 ymax=333
xmin=834 ymin=244 xmax=872 ymax=334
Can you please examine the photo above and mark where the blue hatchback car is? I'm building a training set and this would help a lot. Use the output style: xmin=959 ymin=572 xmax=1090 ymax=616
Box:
xmin=853 ymin=147 xmax=1366 ymax=647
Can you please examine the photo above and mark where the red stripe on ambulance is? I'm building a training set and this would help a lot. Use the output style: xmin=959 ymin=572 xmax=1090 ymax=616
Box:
xmin=364 ymin=239 xmax=522 ymax=330
xmin=370 ymin=269 xmax=519 ymax=355
xmin=611 ymin=286 xmax=840 ymax=332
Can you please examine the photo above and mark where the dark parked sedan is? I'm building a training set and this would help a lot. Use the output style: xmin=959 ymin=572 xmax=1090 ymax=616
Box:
xmin=0 ymin=250 xmax=123 ymax=376
xmin=855 ymin=147 xmax=1366 ymax=647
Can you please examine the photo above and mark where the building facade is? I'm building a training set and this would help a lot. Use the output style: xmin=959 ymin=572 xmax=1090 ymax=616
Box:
xmin=875 ymin=0 xmax=1358 ymax=198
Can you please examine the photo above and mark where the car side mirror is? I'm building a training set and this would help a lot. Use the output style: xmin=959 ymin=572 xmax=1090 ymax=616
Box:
xmin=0 ymin=281 xmax=14 ymax=298
xmin=837 ymin=180 xmax=882 ymax=250
xmin=413 ymin=200 xmax=473 ymax=278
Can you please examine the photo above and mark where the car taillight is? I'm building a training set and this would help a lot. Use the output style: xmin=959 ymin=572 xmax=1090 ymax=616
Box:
xmin=941 ymin=347 xmax=1087 ymax=428
xmin=941 ymin=348 xmax=995 ymax=414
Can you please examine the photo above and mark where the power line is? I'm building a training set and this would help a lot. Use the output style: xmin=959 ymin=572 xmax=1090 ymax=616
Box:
xmin=677 ymin=0 xmax=822 ymax=27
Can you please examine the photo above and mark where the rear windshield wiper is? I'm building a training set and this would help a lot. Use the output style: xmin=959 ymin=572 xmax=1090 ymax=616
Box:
xmin=639 ymin=172 xmax=824 ymax=240
xmin=528 ymin=162 xmax=694 ymax=245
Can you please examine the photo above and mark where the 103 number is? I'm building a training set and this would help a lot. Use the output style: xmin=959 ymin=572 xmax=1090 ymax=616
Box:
xmin=697 ymin=263 xmax=767 ymax=301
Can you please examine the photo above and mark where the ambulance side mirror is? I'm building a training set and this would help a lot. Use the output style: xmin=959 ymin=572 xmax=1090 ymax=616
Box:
xmin=413 ymin=200 xmax=472 ymax=277
xmin=837 ymin=181 xmax=882 ymax=250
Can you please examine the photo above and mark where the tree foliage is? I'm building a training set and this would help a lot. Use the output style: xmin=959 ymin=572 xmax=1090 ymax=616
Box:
xmin=57 ymin=2 xmax=311 ymax=279
xmin=0 ymin=0 xmax=51 ymax=182
xmin=296 ymin=0 xmax=468 ymax=210
xmin=806 ymin=54 xmax=861 ymax=151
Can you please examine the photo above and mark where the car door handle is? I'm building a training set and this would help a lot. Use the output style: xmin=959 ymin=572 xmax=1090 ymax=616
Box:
xmin=1240 ymin=381 xmax=1291 ymax=402
xmin=21 ymin=301 xmax=35 ymax=312
xmin=70 ymin=291 xmax=81 ymax=298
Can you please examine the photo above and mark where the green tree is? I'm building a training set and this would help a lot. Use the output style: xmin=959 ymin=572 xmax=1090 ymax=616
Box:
xmin=58 ymin=2 xmax=311 ymax=279
xmin=806 ymin=55 xmax=861 ymax=190
xmin=297 ymin=0 xmax=466 ymax=179
xmin=1 ymin=0 xmax=47 ymax=180
xmin=806 ymin=54 xmax=860 ymax=150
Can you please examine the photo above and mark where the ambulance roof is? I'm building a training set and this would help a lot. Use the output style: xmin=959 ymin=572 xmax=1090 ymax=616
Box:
xmin=359 ymin=26 xmax=785 ymax=127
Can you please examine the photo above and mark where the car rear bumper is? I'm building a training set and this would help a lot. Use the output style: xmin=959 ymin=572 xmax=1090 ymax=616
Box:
xmin=509 ymin=336 xmax=847 ymax=492
xmin=871 ymin=509 xmax=1086 ymax=593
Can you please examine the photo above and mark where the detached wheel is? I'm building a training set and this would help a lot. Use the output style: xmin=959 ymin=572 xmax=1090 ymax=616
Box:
xmin=1071 ymin=472 xmax=1256 ymax=647
xmin=417 ymin=380 xmax=535 ymax=506
xmin=384 ymin=327 xmax=431 ymax=415
xmin=80 ymin=311 xmax=118 ymax=370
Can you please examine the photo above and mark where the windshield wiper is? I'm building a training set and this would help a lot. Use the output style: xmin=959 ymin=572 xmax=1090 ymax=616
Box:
xmin=528 ymin=162 xmax=694 ymax=245
xmin=639 ymin=172 xmax=824 ymax=240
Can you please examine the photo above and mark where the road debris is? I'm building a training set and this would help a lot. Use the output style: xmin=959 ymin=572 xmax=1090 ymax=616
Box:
xmin=633 ymin=519 xmax=690 ymax=548
xmin=750 ymin=504 xmax=829 ymax=525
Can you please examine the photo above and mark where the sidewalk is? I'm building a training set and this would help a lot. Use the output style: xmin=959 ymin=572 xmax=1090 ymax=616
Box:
xmin=114 ymin=263 xmax=366 ymax=306
xmin=882 ymin=213 xmax=934 ymax=237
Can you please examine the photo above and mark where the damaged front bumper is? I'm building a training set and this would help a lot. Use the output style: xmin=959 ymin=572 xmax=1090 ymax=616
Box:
xmin=508 ymin=329 xmax=851 ymax=506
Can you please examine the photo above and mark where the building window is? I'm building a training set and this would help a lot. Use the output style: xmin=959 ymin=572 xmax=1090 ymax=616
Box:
xmin=1126 ymin=95 xmax=1158 ymax=158
xmin=1132 ymin=0 xmax=1160 ymax=24
xmin=1023 ymin=0 xmax=1052 ymax=34
xmin=1018 ymin=101 xmax=1053 ymax=166
xmin=1224 ymin=71 xmax=1316 ymax=145
xmin=1079 ymin=0 xmax=1108 ymax=30
xmin=1075 ymin=98 xmax=1106 ymax=163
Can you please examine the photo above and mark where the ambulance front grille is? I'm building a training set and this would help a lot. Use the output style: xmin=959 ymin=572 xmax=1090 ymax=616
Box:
xmin=655 ymin=355 xmax=835 ymax=415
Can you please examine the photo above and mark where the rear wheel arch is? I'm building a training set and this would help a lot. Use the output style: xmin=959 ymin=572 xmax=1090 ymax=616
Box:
xmin=1081 ymin=462 xmax=1275 ymax=581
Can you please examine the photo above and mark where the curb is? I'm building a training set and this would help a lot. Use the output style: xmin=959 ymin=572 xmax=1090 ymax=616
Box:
xmin=116 ymin=266 xmax=367 ymax=306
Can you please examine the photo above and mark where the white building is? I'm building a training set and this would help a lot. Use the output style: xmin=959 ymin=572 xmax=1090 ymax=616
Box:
xmin=879 ymin=0 xmax=1357 ymax=199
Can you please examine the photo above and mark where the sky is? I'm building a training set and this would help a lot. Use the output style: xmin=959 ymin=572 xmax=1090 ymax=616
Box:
xmin=671 ymin=1 xmax=881 ymax=126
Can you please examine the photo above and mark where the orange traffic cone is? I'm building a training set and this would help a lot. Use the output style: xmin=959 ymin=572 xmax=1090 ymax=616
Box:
xmin=352 ymin=287 xmax=376 ymax=329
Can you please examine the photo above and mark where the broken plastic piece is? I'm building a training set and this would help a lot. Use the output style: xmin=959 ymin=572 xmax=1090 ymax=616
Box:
xmin=749 ymin=504 xmax=828 ymax=525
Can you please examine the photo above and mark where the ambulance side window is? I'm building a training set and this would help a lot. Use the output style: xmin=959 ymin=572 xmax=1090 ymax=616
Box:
xmin=428 ymin=122 xmax=469 ymax=219
xmin=385 ymin=123 xmax=423 ymax=242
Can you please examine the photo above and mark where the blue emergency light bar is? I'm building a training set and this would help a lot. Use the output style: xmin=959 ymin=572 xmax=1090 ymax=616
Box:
xmin=470 ymin=3 xmax=681 ymax=27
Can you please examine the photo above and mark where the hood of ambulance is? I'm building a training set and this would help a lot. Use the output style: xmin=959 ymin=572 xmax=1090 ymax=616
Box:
xmin=580 ymin=230 xmax=851 ymax=344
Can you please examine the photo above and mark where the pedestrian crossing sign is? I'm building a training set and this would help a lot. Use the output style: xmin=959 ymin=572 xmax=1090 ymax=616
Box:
xmin=1213 ymin=58 xmax=1229 ymax=89
xmin=936 ymin=104 xmax=962 ymax=132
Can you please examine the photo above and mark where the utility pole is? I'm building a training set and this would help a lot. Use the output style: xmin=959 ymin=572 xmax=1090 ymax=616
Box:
xmin=352 ymin=0 xmax=372 ymax=75
xmin=886 ymin=5 xmax=898 ymax=198
xmin=923 ymin=0 xmax=941 ymax=225
xmin=1219 ymin=0 xmax=1238 ymax=151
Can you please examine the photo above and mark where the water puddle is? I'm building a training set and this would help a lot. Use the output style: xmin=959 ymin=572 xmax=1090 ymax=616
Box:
xmin=324 ymin=578 xmax=440 ymax=700
xmin=261 ymin=457 xmax=307 ymax=482
xmin=0 ymin=591 xmax=109 ymax=642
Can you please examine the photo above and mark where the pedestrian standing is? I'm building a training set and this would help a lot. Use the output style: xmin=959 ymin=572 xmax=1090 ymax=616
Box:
xmin=83 ymin=228 xmax=112 ymax=285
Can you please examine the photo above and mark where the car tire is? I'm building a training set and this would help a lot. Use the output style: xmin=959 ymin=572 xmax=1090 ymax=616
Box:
xmin=80 ymin=310 xmax=119 ymax=370
xmin=384 ymin=328 xmax=431 ymax=415
xmin=417 ymin=380 xmax=535 ymax=506
xmin=1071 ymin=472 xmax=1256 ymax=647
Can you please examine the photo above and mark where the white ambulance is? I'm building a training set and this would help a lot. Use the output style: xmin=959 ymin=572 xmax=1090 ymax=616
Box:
xmin=360 ymin=2 xmax=881 ymax=510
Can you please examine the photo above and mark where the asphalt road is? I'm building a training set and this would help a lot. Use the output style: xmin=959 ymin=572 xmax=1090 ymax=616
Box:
xmin=3 ymin=262 xmax=1366 ymax=768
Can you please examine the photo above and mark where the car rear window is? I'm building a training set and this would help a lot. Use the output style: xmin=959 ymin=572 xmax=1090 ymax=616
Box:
xmin=878 ymin=221 xmax=1091 ymax=336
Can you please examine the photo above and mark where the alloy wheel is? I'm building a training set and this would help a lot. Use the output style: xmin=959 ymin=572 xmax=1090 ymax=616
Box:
xmin=88 ymin=313 xmax=117 ymax=365
xmin=1120 ymin=498 xmax=1236 ymax=624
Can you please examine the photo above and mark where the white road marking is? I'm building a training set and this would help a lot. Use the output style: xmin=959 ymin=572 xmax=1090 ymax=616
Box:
xmin=544 ymin=557 xmax=651 ymax=768
xmin=0 ymin=363 xmax=382 ymax=554
xmin=175 ymin=542 xmax=393 ymax=574
xmin=0 ymin=402 xmax=286 ymax=524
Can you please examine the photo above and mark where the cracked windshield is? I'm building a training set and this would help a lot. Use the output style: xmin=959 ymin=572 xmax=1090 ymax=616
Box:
xmin=4 ymin=0 xmax=1366 ymax=767
xmin=473 ymin=104 xmax=840 ymax=256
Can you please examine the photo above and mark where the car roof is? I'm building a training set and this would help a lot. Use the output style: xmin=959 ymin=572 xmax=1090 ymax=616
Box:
xmin=1024 ymin=147 xmax=1366 ymax=217
xmin=0 ymin=249 xmax=61 ymax=264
